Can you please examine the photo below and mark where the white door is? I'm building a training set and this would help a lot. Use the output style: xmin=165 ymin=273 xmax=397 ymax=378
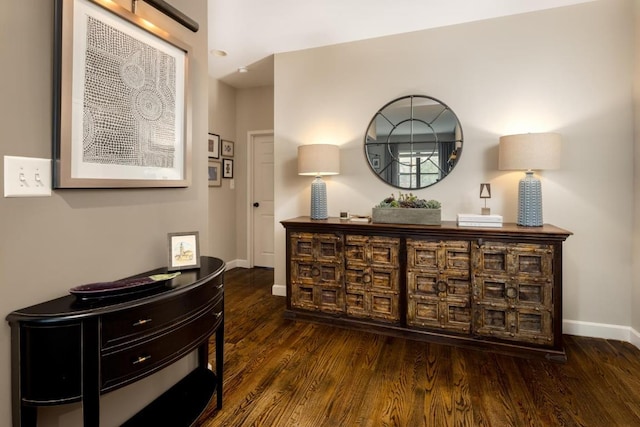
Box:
xmin=251 ymin=132 xmax=274 ymax=267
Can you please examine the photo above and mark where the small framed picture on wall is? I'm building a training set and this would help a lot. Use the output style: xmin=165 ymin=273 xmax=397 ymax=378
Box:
xmin=223 ymin=158 xmax=234 ymax=178
xmin=208 ymin=133 xmax=220 ymax=158
xmin=222 ymin=140 xmax=234 ymax=157
xmin=208 ymin=160 xmax=221 ymax=186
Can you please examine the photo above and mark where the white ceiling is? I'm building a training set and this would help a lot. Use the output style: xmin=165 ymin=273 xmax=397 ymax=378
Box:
xmin=207 ymin=0 xmax=594 ymax=89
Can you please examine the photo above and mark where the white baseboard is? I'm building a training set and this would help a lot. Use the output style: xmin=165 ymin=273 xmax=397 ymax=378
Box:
xmin=563 ymin=319 xmax=639 ymax=349
xmin=272 ymin=283 xmax=286 ymax=297
xmin=631 ymin=327 xmax=640 ymax=349
xmin=225 ymin=259 xmax=249 ymax=270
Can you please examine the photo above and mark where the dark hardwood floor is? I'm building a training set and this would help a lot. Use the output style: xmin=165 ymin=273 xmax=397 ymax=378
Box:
xmin=196 ymin=267 xmax=640 ymax=427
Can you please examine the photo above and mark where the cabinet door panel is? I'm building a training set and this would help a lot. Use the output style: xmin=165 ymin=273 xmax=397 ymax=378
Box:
xmin=371 ymin=268 xmax=398 ymax=292
xmin=473 ymin=244 xmax=508 ymax=273
xmin=370 ymin=237 xmax=399 ymax=266
xmin=474 ymin=305 xmax=552 ymax=344
xmin=512 ymin=247 xmax=553 ymax=278
xmin=475 ymin=276 xmax=508 ymax=302
xmin=290 ymin=232 xmax=315 ymax=259
xmin=345 ymin=266 xmax=366 ymax=290
xmin=407 ymin=241 xmax=438 ymax=269
xmin=291 ymin=284 xmax=315 ymax=310
xmin=345 ymin=291 xmax=366 ymax=317
xmin=291 ymin=261 xmax=316 ymax=285
xmin=408 ymin=296 xmax=439 ymax=327
xmin=442 ymin=242 xmax=471 ymax=271
xmin=344 ymin=235 xmax=399 ymax=322
xmin=318 ymin=286 xmax=344 ymax=313
xmin=370 ymin=292 xmax=399 ymax=321
xmin=316 ymin=235 xmax=343 ymax=262
xmin=408 ymin=271 xmax=439 ymax=297
xmin=345 ymin=235 xmax=367 ymax=263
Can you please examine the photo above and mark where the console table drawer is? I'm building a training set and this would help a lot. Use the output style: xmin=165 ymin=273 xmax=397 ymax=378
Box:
xmin=101 ymin=298 xmax=223 ymax=391
xmin=102 ymin=279 xmax=224 ymax=349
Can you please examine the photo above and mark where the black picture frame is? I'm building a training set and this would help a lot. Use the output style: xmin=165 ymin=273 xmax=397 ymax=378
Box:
xmin=221 ymin=140 xmax=234 ymax=157
xmin=53 ymin=0 xmax=192 ymax=188
xmin=208 ymin=133 xmax=220 ymax=159
xmin=223 ymin=158 xmax=233 ymax=179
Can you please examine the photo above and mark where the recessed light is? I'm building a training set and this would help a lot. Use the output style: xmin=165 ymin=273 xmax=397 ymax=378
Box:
xmin=238 ymin=67 xmax=248 ymax=73
xmin=211 ymin=49 xmax=227 ymax=57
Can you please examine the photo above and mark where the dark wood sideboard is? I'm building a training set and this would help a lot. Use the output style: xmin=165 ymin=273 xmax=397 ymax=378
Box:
xmin=6 ymin=256 xmax=225 ymax=427
xmin=282 ymin=217 xmax=572 ymax=361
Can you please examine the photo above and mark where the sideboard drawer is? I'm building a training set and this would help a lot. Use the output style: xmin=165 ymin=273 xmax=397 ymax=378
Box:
xmin=102 ymin=279 xmax=224 ymax=349
xmin=101 ymin=297 xmax=223 ymax=392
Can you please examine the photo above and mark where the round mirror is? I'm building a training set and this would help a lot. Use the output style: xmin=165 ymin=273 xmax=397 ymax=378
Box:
xmin=364 ymin=95 xmax=463 ymax=189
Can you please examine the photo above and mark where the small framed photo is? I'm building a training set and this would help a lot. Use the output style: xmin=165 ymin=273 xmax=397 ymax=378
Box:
xmin=208 ymin=160 xmax=221 ymax=187
xmin=208 ymin=133 xmax=220 ymax=158
xmin=372 ymin=157 xmax=380 ymax=170
xmin=223 ymin=158 xmax=234 ymax=179
xmin=167 ymin=231 xmax=200 ymax=271
xmin=222 ymin=140 xmax=234 ymax=157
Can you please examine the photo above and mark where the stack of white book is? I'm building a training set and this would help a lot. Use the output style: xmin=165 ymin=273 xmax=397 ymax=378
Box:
xmin=457 ymin=213 xmax=503 ymax=228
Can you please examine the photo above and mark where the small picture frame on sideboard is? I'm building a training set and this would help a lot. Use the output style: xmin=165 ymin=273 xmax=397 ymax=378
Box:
xmin=167 ymin=231 xmax=200 ymax=271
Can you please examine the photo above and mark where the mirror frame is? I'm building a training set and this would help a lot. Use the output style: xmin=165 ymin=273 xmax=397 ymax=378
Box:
xmin=364 ymin=95 xmax=463 ymax=190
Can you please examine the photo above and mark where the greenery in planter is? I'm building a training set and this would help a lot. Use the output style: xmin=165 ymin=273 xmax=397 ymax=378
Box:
xmin=375 ymin=192 xmax=441 ymax=209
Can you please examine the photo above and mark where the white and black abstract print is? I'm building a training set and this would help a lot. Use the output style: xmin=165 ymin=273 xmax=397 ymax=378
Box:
xmin=82 ymin=16 xmax=176 ymax=168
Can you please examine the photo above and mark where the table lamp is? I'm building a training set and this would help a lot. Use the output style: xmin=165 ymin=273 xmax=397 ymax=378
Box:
xmin=298 ymin=144 xmax=340 ymax=220
xmin=498 ymin=133 xmax=561 ymax=226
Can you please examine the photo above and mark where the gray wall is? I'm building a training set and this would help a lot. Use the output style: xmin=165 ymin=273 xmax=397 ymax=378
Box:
xmin=207 ymin=81 xmax=274 ymax=267
xmin=0 ymin=0 xmax=210 ymax=425
xmin=274 ymin=0 xmax=639 ymax=343
xmin=208 ymin=78 xmax=238 ymax=262
xmin=634 ymin=0 xmax=640 ymax=337
xmin=235 ymin=86 xmax=275 ymax=265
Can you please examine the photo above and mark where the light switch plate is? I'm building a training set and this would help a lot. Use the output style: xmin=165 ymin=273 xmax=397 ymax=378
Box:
xmin=4 ymin=156 xmax=52 ymax=197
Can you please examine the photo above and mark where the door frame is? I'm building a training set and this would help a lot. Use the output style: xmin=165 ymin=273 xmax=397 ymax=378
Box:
xmin=246 ymin=129 xmax=274 ymax=268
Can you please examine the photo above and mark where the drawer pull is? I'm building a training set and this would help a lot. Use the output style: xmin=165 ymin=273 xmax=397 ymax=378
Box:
xmin=217 ymin=284 xmax=224 ymax=290
xmin=132 ymin=355 xmax=152 ymax=365
xmin=214 ymin=311 xmax=223 ymax=319
xmin=133 ymin=318 xmax=152 ymax=327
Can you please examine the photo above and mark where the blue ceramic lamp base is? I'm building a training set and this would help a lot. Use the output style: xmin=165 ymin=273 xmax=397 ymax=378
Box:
xmin=310 ymin=176 xmax=328 ymax=220
xmin=517 ymin=171 xmax=543 ymax=227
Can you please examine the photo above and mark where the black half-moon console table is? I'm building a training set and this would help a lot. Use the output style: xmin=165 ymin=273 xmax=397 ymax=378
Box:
xmin=6 ymin=256 xmax=225 ymax=427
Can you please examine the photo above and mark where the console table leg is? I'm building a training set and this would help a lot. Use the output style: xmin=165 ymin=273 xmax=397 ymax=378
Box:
xmin=215 ymin=325 xmax=224 ymax=409
xmin=82 ymin=318 xmax=100 ymax=427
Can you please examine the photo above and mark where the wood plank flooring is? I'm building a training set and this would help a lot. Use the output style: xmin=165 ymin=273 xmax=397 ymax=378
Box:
xmin=196 ymin=267 xmax=640 ymax=427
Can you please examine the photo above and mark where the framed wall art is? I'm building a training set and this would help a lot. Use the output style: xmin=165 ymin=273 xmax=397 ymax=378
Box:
xmin=208 ymin=133 xmax=220 ymax=158
xmin=53 ymin=0 xmax=192 ymax=188
xmin=221 ymin=140 xmax=234 ymax=157
xmin=208 ymin=159 xmax=221 ymax=187
xmin=167 ymin=231 xmax=200 ymax=271
xmin=223 ymin=158 xmax=234 ymax=179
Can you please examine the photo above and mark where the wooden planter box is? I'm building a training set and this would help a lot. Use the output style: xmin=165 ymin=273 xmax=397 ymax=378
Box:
xmin=372 ymin=208 xmax=441 ymax=225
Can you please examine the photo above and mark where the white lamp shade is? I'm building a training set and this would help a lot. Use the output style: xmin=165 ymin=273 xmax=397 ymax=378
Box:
xmin=298 ymin=144 xmax=340 ymax=176
xmin=498 ymin=133 xmax=561 ymax=171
